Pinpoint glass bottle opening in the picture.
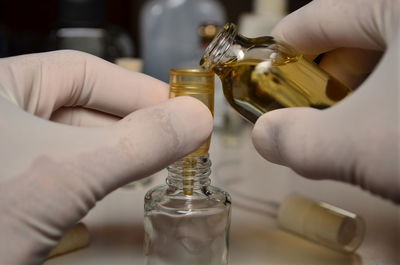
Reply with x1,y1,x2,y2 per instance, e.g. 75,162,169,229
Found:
200,23,237,69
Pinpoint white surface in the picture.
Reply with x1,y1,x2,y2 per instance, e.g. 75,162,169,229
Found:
45,125,400,265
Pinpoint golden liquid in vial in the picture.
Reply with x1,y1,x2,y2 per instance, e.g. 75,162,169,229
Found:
213,56,351,123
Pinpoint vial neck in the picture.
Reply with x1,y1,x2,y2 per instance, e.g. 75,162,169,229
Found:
200,23,237,70
200,23,275,70
166,154,211,195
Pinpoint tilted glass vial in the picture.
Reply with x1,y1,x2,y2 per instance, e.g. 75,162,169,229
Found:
277,193,365,252
144,69,231,265
200,23,352,123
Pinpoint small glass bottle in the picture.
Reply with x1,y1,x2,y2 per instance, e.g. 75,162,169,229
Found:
144,69,231,265
277,193,365,253
200,23,352,123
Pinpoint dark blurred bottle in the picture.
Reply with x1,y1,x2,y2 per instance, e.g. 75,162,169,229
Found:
0,25,6,57
47,0,134,62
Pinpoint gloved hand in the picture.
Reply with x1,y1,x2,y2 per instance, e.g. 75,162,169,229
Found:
0,50,213,264
252,0,399,203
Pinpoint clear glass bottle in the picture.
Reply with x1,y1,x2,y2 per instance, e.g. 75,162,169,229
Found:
144,69,231,265
200,23,352,123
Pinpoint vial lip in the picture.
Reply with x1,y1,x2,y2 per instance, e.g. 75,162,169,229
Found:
170,68,214,76
169,68,215,88
200,23,238,70
342,215,366,252
169,68,215,90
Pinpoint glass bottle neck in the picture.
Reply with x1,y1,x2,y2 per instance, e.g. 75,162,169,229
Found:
200,23,275,70
166,154,211,195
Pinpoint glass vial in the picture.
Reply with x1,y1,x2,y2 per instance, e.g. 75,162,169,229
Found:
200,23,352,123
278,193,365,252
144,69,231,265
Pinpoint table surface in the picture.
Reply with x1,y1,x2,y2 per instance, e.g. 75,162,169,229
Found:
45,124,400,265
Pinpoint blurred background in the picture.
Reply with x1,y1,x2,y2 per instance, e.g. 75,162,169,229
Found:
2,2,399,265
0,0,311,59
0,0,311,128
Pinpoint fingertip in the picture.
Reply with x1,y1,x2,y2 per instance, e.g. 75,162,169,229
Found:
116,96,213,163
252,110,284,164
168,96,214,146
272,0,386,54
271,15,293,43
252,108,321,166
271,2,326,54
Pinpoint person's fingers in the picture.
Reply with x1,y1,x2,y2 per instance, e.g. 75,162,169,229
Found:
3,96,213,220
100,96,213,189
251,104,399,202
48,97,213,193
251,107,354,181
0,96,213,261
318,48,383,89
0,50,169,119
50,107,119,127
2,96,213,189
272,0,398,54
251,36,400,202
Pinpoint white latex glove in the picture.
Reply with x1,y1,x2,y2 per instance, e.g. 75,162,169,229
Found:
0,50,213,264
252,0,400,203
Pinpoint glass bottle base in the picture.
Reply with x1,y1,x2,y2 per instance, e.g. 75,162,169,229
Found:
144,186,231,265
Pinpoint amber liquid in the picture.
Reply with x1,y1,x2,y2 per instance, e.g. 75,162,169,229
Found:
213,56,351,123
